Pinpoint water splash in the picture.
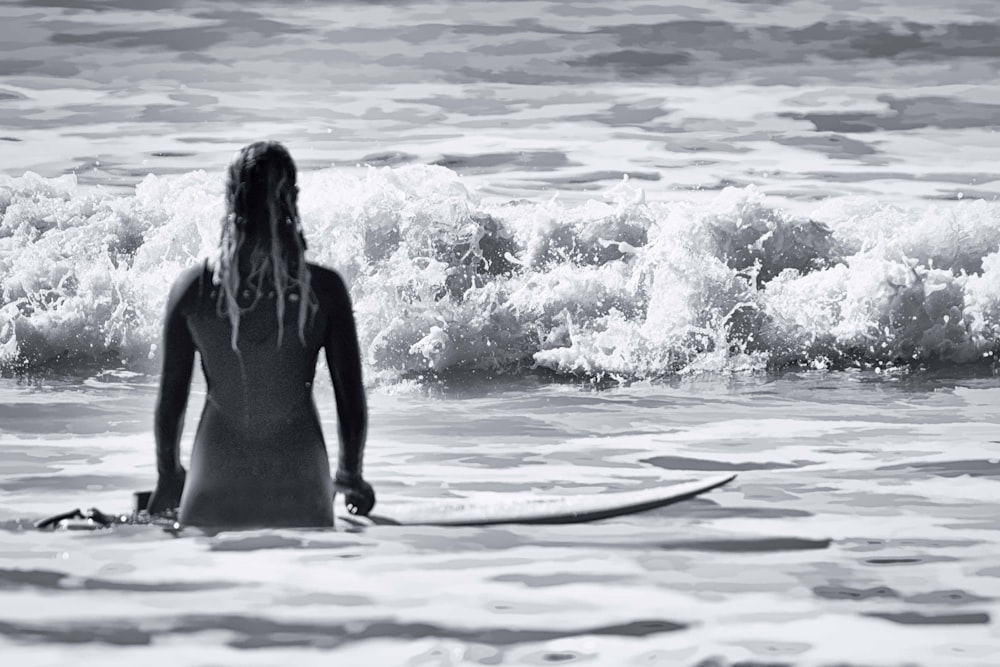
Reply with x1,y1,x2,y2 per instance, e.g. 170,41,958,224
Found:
2,167,999,382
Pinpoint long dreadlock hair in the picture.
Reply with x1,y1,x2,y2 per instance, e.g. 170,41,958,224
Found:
215,141,316,350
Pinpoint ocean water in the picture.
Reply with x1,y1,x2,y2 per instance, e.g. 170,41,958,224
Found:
1,0,1000,665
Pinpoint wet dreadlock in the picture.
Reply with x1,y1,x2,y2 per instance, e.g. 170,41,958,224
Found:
215,141,316,350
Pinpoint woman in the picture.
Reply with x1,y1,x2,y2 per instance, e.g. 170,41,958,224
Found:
147,141,375,527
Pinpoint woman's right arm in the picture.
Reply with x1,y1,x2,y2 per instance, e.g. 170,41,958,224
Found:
320,267,375,515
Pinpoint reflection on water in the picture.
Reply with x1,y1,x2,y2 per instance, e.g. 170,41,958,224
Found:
0,372,999,664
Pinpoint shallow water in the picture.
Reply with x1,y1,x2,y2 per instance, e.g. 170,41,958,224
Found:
2,372,1000,665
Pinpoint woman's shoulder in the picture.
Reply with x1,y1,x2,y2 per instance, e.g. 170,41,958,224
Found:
176,262,208,285
307,263,348,293
307,262,344,281
166,263,211,311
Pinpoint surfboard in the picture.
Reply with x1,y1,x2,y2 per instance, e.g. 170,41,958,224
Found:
340,473,736,527
33,474,735,531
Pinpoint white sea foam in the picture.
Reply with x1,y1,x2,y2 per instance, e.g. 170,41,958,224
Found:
2,167,999,382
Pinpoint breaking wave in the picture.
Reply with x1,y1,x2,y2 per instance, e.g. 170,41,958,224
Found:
2,166,1000,383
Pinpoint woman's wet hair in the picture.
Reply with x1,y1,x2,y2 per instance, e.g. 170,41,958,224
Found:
216,141,316,350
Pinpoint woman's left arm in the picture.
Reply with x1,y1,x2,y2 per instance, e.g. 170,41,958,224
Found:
148,270,198,514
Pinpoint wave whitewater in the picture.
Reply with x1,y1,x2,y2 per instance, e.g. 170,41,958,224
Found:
2,166,999,382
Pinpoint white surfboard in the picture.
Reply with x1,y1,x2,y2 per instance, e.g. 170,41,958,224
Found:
339,473,736,527
32,474,735,531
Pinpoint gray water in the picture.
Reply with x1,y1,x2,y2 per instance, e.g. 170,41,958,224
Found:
2,1,1000,665
2,0,998,203
2,373,1000,665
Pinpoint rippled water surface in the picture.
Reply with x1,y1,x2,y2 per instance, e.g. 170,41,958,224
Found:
2,0,1000,664
3,373,1000,665
3,0,999,201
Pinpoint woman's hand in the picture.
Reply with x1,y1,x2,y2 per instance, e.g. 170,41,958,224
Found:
148,467,187,516
333,470,376,516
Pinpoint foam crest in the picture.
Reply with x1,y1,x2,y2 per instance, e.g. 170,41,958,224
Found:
2,167,999,382
764,198,1000,368
0,170,222,372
